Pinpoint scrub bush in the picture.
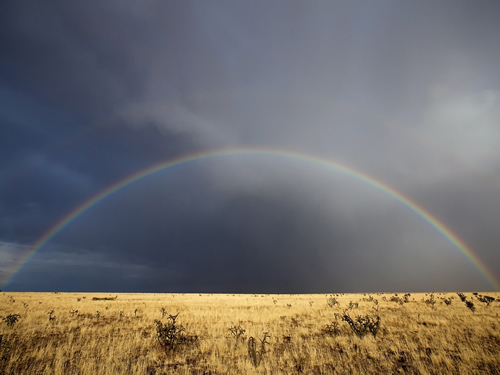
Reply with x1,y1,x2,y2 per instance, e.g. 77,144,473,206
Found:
247,332,270,367
341,311,380,338
154,313,197,354
2,314,20,327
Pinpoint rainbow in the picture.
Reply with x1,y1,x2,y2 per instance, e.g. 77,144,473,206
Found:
3,147,499,290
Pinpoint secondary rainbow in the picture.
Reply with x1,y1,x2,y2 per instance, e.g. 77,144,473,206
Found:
4,147,499,290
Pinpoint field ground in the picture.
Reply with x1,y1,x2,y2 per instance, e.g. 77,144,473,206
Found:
1,291,499,374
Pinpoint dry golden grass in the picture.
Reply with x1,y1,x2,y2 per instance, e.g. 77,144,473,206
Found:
1,291,499,374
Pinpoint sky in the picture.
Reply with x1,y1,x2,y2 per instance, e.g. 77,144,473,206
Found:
1,1,500,293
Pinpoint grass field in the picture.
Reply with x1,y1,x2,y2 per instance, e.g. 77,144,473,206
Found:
1,291,499,374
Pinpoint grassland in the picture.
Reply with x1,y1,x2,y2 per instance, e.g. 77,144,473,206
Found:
1,291,499,374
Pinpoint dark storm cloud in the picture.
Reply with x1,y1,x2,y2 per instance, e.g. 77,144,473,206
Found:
1,1,500,292
1,1,152,115
32,164,351,293
1,115,197,242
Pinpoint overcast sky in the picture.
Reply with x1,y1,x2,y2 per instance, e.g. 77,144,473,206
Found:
1,1,500,293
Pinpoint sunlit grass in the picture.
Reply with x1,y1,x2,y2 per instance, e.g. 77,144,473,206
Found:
1,291,499,373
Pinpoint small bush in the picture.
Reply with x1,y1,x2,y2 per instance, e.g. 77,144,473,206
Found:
477,295,495,306
322,321,341,336
48,310,56,321
92,296,117,301
465,300,476,313
229,325,246,341
362,295,374,302
342,311,380,338
326,297,339,308
160,307,168,318
247,332,270,368
348,301,359,309
457,293,476,313
154,313,196,353
2,314,21,327
423,294,436,309
390,296,403,305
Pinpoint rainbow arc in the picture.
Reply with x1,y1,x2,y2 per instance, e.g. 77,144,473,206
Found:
3,147,498,290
